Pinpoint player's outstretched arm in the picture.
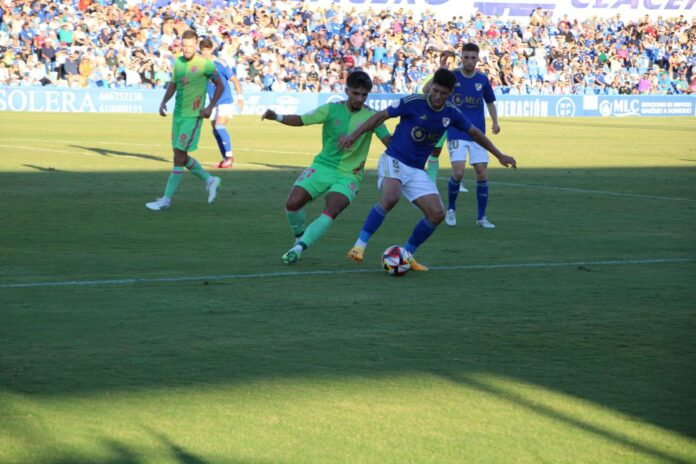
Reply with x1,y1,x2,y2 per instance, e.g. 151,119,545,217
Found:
159,82,176,117
261,109,304,126
338,110,390,149
468,126,517,168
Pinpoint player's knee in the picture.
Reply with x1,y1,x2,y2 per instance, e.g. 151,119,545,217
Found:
429,208,445,225
285,198,303,211
381,194,399,211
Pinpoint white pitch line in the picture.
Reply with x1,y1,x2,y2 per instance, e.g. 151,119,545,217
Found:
1,258,693,290
480,180,696,202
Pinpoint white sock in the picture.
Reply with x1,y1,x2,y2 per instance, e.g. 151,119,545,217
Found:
354,239,367,248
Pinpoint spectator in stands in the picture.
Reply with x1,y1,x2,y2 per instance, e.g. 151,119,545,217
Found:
61,49,81,87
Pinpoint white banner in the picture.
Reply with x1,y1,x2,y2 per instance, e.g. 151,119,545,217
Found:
287,0,695,21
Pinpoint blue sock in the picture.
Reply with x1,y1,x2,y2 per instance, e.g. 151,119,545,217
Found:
447,177,460,211
405,217,437,254
357,203,388,244
212,128,224,157
477,180,489,220
213,125,232,159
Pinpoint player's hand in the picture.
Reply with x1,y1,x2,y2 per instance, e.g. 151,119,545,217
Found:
499,154,516,169
159,103,167,117
237,97,245,112
261,109,276,121
338,134,355,150
491,122,500,134
200,106,213,119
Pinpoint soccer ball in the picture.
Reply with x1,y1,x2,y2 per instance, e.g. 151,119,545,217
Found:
382,245,412,276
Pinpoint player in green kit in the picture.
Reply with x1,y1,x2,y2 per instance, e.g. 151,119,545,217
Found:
146,30,225,211
261,70,391,264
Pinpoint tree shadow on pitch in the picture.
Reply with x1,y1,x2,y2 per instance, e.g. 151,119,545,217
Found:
1,167,695,460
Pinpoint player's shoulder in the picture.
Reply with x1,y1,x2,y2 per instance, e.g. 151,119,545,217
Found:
402,93,427,104
445,101,463,113
361,102,380,113
474,70,491,82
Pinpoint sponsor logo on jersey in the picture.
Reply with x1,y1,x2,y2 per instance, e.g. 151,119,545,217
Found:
411,127,426,142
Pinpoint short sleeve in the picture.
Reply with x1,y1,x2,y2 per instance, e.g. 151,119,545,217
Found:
301,103,331,125
204,59,217,78
374,122,390,140
483,78,496,103
386,97,408,118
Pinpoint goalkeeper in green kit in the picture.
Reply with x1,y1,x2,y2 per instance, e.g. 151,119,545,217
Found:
262,70,391,264
146,29,225,211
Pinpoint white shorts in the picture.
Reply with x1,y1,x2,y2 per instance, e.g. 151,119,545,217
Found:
447,139,488,165
377,153,439,203
210,103,235,120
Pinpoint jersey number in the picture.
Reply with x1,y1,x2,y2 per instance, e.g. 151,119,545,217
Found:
297,168,315,182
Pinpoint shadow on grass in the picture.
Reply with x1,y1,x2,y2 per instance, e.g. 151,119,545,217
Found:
1,167,695,461
71,145,170,163
38,437,273,464
448,373,693,464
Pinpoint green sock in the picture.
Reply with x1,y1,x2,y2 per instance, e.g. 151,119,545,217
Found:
427,156,439,183
164,166,184,198
301,213,334,248
185,157,211,182
286,208,306,238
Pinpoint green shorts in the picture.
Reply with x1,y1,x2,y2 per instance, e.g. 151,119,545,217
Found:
294,163,361,203
171,116,204,152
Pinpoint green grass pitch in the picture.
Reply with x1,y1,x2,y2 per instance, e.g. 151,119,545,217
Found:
1,112,695,463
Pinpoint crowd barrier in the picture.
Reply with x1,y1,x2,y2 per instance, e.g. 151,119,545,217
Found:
1,87,695,117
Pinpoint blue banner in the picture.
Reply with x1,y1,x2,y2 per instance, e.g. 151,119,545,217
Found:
1,87,694,117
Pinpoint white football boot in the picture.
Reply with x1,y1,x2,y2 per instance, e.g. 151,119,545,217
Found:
145,197,171,211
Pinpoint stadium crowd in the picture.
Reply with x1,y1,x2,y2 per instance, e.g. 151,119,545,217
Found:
1,0,695,95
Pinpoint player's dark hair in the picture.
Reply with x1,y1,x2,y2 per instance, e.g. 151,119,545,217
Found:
199,37,214,50
462,43,480,54
346,70,373,92
432,68,456,90
182,29,199,41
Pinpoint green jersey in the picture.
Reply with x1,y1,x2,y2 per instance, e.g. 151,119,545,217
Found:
301,102,389,178
172,55,217,118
